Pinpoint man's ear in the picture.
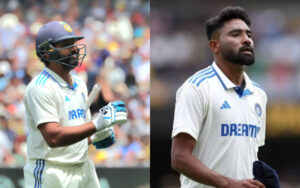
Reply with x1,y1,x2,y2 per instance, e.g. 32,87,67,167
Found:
209,40,219,54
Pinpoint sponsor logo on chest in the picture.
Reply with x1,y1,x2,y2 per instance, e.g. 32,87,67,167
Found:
218,99,262,138
68,109,86,120
221,123,260,138
64,92,87,120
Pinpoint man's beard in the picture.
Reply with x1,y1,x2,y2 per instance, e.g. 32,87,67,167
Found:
58,51,79,71
221,45,255,66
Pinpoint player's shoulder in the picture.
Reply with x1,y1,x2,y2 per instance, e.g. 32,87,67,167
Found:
177,65,215,98
251,79,267,100
184,65,217,88
25,70,54,94
251,79,265,92
30,70,53,86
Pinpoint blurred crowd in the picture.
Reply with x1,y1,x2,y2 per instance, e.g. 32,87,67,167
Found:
0,0,150,167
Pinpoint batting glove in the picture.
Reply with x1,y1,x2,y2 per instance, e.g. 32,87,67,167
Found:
92,101,127,131
92,127,115,149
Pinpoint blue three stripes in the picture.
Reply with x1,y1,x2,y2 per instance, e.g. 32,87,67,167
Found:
33,159,45,188
188,66,216,87
35,70,79,90
35,71,50,86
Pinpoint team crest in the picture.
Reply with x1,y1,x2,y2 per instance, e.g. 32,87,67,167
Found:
60,21,73,32
255,103,262,117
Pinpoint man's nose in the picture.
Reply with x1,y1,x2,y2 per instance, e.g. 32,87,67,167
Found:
242,34,252,45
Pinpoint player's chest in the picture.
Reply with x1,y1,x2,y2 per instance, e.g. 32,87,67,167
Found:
57,88,88,121
209,91,263,125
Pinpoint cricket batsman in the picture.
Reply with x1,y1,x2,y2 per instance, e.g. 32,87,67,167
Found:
23,21,127,188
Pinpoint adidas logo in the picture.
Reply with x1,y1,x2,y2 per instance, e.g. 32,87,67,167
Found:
65,96,70,102
220,100,231,109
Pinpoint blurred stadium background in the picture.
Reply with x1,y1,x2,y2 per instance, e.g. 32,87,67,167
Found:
0,0,149,187
151,0,300,188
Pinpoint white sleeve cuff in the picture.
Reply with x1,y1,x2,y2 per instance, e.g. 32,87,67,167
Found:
172,125,198,140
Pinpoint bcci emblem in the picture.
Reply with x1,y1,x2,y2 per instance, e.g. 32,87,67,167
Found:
255,103,262,117
59,21,73,32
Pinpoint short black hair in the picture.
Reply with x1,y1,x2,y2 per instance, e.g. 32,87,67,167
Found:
205,6,251,40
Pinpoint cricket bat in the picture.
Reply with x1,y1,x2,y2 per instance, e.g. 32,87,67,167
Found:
86,83,102,109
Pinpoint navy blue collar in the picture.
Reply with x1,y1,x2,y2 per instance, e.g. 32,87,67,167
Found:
211,62,254,97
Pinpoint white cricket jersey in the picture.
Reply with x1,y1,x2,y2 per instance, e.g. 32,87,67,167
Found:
172,62,267,188
24,67,91,164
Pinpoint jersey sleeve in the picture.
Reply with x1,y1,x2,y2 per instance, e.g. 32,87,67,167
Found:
258,91,267,147
172,82,208,140
25,86,59,127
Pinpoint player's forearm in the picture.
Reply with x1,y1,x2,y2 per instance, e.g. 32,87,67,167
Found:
171,152,230,187
45,122,97,147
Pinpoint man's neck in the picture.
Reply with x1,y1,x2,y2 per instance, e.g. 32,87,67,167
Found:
215,59,244,86
47,64,73,86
